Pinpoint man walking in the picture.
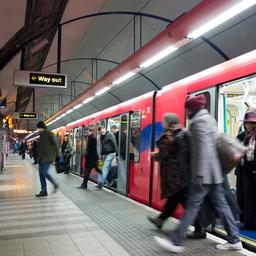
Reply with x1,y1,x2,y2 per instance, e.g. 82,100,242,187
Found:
97,126,118,189
78,127,98,189
36,121,59,197
155,95,242,253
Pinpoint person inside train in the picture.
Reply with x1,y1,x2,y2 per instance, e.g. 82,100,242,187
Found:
111,124,126,159
78,126,98,189
236,111,256,230
61,134,73,174
155,94,242,253
148,113,190,229
96,126,118,189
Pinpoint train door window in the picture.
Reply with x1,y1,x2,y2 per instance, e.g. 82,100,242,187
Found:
129,112,141,163
218,75,256,187
186,88,216,127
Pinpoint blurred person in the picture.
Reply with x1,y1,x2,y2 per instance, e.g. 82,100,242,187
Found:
96,126,118,189
78,127,98,189
148,113,190,229
32,139,38,164
19,141,27,160
36,121,59,197
236,111,256,229
28,141,33,159
14,141,20,154
61,134,73,174
155,95,242,253
111,124,126,159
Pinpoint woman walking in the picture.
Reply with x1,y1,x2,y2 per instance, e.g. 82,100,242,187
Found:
61,134,73,174
148,113,189,229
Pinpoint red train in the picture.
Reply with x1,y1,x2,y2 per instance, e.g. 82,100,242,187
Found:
54,49,256,220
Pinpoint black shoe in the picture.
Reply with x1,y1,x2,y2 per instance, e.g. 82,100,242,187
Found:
95,184,102,189
36,191,48,197
147,216,164,229
77,184,87,189
186,231,207,239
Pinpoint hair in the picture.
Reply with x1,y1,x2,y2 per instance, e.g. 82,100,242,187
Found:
98,126,105,132
37,121,46,129
111,125,118,129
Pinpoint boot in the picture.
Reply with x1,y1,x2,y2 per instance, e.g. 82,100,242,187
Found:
36,191,48,197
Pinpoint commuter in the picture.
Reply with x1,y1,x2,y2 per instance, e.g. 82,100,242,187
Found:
36,121,59,197
61,134,73,174
155,94,242,253
78,127,98,189
236,111,256,229
111,124,126,159
19,141,27,160
148,113,189,229
14,141,20,154
28,141,33,159
96,126,118,189
32,139,38,164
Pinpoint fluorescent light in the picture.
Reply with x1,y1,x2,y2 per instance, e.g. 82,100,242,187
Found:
112,72,136,85
95,86,111,96
66,109,73,114
187,0,256,39
83,96,94,104
60,113,66,118
73,103,83,110
140,46,178,68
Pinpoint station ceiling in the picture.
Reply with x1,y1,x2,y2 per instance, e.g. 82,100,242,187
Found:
1,0,256,129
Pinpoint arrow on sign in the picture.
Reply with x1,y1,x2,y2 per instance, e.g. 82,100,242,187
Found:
31,75,37,81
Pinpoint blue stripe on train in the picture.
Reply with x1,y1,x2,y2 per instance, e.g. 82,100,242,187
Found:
140,122,163,152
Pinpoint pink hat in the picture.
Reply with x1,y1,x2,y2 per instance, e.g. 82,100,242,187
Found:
242,112,256,123
185,94,206,113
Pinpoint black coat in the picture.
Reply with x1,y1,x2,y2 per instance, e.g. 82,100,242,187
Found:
86,134,99,168
236,131,256,225
32,141,38,157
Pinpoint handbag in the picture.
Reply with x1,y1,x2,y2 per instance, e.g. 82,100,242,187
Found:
217,134,247,173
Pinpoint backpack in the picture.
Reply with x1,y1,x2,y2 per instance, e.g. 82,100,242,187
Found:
217,134,248,173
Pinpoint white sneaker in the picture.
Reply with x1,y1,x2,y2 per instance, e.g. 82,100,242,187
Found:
216,242,243,251
154,236,184,253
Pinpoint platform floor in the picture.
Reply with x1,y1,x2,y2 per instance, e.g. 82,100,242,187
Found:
0,154,254,256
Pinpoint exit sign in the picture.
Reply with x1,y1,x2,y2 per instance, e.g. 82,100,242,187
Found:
13,70,67,89
19,113,37,119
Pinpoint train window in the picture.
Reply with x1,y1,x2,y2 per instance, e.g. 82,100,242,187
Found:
130,112,141,163
218,75,256,187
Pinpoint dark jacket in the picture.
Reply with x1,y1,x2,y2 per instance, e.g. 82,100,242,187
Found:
114,131,126,159
61,141,73,157
236,131,256,225
20,142,27,154
38,128,58,163
86,134,99,168
101,132,118,156
154,128,187,199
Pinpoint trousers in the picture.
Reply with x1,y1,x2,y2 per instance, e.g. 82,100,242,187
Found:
39,162,58,193
170,183,240,245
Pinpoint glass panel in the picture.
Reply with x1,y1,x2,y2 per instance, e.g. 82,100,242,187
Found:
130,112,141,163
120,115,128,160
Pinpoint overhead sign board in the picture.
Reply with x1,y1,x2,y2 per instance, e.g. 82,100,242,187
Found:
13,70,67,89
13,112,38,120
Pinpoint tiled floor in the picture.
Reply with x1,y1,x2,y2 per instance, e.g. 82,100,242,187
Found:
0,155,254,256
0,155,129,256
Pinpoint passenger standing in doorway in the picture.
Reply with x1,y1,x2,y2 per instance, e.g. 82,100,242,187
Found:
148,113,189,229
78,127,98,189
236,111,256,229
61,134,73,174
36,121,59,197
97,126,118,189
111,125,126,159
155,95,242,253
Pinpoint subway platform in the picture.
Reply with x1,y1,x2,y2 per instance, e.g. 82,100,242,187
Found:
0,155,254,256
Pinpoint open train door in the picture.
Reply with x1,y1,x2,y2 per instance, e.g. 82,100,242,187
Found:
117,113,130,195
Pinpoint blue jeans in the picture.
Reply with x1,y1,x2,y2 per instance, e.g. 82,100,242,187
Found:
39,162,58,193
98,153,115,187
170,183,240,245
